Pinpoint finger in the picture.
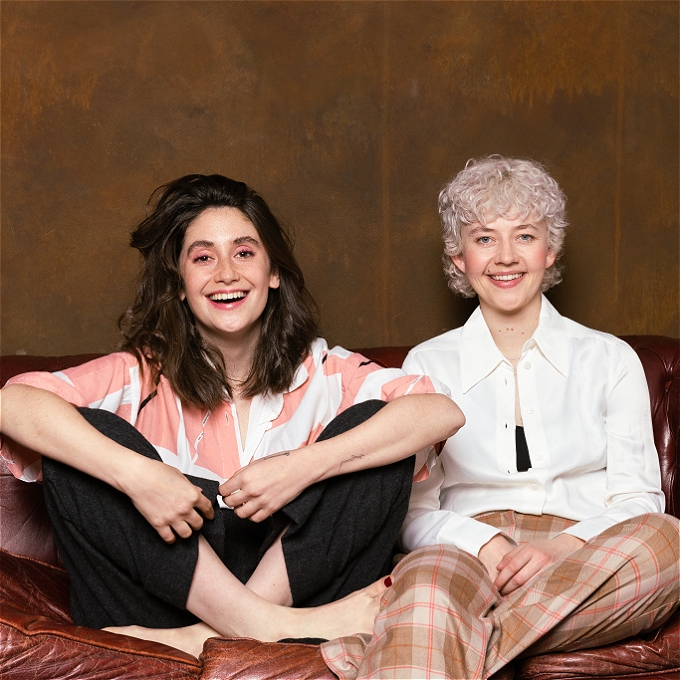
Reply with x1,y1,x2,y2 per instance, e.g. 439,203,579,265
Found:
223,489,246,508
219,476,241,497
498,559,543,596
247,508,271,523
156,526,177,544
497,545,522,570
185,508,205,531
234,501,258,520
195,491,215,520
494,552,530,592
172,521,193,540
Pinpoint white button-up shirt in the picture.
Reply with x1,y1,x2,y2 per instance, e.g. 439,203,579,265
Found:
400,296,664,557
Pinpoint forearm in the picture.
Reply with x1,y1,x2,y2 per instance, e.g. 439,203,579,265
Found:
0,383,145,492
302,393,464,484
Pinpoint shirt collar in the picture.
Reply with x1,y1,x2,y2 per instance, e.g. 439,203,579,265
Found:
459,295,569,392
460,305,506,392
532,296,569,378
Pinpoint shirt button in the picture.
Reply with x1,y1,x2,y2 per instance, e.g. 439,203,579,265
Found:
524,362,531,369
530,483,539,490
537,454,544,461
527,408,535,415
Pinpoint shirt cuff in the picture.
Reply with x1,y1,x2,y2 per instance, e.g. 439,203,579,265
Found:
436,517,517,557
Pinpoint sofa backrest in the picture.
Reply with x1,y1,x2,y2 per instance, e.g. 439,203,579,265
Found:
1,335,678,567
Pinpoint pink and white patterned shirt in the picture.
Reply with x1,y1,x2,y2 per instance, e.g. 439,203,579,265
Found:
2,338,442,487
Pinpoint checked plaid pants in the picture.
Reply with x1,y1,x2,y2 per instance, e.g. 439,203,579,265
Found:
322,512,680,680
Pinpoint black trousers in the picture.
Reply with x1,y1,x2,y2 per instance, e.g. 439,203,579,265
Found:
42,400,414,629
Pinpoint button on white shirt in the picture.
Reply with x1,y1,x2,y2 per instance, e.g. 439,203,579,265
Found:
400,296,664,558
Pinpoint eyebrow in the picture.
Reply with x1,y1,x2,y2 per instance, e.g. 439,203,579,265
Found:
467,223,538,236
185,236,261,255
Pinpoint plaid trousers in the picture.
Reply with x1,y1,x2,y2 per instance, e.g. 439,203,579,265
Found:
322,512,680,680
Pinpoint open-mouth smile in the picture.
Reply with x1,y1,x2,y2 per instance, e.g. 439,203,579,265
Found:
208,291,248,304
488,273,524,282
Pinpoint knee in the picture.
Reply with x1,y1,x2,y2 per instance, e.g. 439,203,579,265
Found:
602,513,680,575
315,400,388,442
394,544,490,597
640,513,680,565
76,407,160,461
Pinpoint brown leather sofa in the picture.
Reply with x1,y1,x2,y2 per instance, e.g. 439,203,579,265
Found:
1,336,679,680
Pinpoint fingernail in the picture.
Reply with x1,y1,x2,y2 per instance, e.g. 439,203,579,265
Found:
384,576,392,587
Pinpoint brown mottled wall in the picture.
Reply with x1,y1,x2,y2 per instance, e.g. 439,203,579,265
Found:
2,2,678,355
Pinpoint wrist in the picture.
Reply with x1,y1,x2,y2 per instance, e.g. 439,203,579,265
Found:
110,448,153,496
297,442,332,485
554,533,586,554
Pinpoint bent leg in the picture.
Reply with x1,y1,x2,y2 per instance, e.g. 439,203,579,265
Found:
484,513,680,676
322,544,501,680
42,408,203,628
266,400,415,607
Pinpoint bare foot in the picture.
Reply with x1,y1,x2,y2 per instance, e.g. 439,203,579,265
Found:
103,622,220,658
281,578,388,642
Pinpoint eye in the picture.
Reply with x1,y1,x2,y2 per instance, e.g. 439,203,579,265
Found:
192,254,212,263
235,248,255,259
476,236,492,244
518,233,535,242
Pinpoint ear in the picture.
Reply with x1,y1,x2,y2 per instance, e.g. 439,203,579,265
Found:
450,253,466,274
269,268,280,289
545,249,557,269
179,289,186,301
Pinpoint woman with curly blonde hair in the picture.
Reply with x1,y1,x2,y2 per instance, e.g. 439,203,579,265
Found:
322,156,679,680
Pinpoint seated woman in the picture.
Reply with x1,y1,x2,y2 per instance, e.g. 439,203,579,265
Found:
0,174,464,658
321,156,679,679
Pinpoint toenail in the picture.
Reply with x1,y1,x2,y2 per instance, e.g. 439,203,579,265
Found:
384,576,393,587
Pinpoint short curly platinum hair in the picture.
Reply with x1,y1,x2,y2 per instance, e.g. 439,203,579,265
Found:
439,155,568,297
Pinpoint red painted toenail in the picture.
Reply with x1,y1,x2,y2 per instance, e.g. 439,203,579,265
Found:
384,576,393,587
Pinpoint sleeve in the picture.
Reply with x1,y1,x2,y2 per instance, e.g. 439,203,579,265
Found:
323,346,453,480
400,350,511,556
323,347,451,412
561,341,665,542
0,353,145,481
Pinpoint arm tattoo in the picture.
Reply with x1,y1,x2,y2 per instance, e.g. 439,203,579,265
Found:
263,450,291,460
339,453,365,468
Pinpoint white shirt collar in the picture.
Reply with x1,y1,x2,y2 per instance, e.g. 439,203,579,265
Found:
532,296,570,378
460,295,569,392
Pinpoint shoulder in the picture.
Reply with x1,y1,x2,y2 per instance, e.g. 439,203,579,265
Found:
562,317,639,360
404,327,463,368
311,337,377,370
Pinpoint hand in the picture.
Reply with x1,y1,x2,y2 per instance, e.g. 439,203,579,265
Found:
219,450,312,522
478,533,516,582
493,534,585,596
122,457,214,543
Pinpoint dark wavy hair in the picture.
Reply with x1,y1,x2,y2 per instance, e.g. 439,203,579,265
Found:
119,174,319,409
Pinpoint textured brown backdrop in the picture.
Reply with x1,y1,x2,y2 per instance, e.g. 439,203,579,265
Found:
2,1,678,356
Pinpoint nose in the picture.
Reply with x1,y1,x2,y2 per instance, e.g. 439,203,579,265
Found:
495,237,518,265
214,257,238,284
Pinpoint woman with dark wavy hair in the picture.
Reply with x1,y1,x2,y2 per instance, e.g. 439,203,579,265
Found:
0,174,463,657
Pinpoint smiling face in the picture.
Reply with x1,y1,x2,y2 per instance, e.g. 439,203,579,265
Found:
179,207,280,352
451,214,556,320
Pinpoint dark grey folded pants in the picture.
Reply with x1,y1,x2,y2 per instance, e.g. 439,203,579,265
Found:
42,400,414,628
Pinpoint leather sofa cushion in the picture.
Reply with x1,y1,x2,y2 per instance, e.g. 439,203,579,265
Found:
0,548,201,680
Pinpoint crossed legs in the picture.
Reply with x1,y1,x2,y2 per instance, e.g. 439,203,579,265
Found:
322,512,680,679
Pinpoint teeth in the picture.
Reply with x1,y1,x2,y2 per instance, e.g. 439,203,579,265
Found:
490,273,523,281
210,292,247,301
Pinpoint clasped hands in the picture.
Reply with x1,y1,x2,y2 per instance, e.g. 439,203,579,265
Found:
478,532,585,596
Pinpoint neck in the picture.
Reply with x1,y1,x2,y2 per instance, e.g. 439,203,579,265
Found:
200,327,260,394
479,296,542,360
